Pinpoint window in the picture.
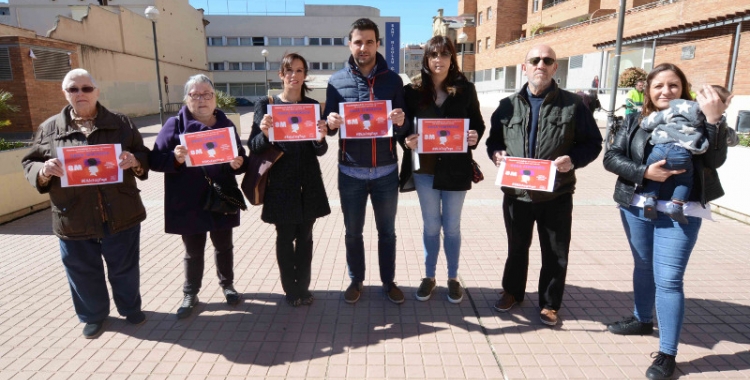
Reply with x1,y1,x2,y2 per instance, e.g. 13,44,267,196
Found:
253,62,265,70
487,7,492,20
226,37,239,46
484,69,492,81
269,62,280,71
293,38,305,46
33,49,72,80
309,37,320,45
476,41,481,54
0,7,10,16
268,38,280,46
207,37,222,46
334,62,345,70
252,37,265,46
229,83,243,97
241,62,253,71
334,37,345,46
321,38,332,46
280,38,292,46
321,62,332,70
310,62,321,70
570,55,583,69
210,62,225,71
239,37,253,46
214,83,228,93
478,12,483,25
475,70,484,82
486,37,491,50
228,62,240,71
495,67,504,80
0,48,11,80
533,0,539,12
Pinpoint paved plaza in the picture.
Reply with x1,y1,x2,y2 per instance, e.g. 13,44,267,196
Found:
1,108,749,379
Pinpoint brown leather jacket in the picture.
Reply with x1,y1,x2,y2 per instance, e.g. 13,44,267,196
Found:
21,103,149,240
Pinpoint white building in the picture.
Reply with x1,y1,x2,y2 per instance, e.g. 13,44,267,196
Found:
204,5,400,101
400,44,424,81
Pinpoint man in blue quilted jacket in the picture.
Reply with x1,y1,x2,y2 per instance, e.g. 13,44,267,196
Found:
324,18,408,305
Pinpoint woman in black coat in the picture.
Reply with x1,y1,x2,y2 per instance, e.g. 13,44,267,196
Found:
399,36,485,304
602,63,730,380
249,53,330,306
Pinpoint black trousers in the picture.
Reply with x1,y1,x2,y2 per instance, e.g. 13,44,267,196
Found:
275,220,315,300
182,229,234,295
501,193,573,311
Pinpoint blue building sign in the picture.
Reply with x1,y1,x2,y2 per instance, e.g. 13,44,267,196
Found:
385,22,400,73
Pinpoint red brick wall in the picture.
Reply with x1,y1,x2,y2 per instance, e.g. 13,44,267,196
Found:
0,36,79,136
654,35,733,90
477,0,749,95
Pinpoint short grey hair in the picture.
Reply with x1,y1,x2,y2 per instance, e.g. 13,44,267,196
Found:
62,68,97,90
183,74,214,102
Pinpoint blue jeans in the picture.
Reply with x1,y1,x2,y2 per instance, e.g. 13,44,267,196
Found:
413,173,467,279
338,170,398,284
59,224,142,323
643,143,694,202
620,205,702,356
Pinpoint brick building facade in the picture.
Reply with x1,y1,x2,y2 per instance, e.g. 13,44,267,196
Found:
0,35,79,138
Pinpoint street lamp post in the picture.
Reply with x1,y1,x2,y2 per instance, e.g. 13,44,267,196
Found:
145,6,164,125
261,49,269,96
457,32,468,73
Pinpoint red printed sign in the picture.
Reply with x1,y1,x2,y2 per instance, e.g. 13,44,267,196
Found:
179,127,239,167
339,100,392,139
57,144,123,187
495,157,557,192
268,103,321,142
417,119,469,153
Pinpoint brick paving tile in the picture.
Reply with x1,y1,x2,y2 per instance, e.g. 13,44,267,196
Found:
2,110,749,379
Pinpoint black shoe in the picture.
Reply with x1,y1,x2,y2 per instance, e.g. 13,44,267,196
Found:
646,352,676,380
223,285,240,306
447,279,463,304
607,315,654,335
643,197,657,219
415,278,437,301
176,293,198,319
125,311,146,325
82,321,104,339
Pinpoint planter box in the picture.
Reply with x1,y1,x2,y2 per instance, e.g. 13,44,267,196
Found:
226,113,241,136
0,146,49,224
712,146,750,224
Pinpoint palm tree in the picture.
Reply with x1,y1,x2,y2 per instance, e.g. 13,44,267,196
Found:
0,90,20,128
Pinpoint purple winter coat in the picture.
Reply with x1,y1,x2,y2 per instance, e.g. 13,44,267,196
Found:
149,106,247,235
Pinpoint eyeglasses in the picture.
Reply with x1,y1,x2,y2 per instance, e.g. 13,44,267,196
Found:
428,51,452,59
188,92,214,100
527,57,556,66
66,86,96,94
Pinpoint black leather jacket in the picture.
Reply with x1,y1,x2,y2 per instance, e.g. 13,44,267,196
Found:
602,114,728,208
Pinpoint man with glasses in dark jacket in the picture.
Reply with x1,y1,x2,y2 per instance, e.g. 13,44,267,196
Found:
486,45,603,326
324,18,407,304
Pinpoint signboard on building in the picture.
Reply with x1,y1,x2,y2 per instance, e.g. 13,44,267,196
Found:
385,22,400,73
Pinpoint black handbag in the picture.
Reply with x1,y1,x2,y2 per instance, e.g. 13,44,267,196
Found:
202,167,247,214
240,144,283,205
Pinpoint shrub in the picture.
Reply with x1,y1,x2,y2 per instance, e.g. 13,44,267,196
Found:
215,90,236,113
739,134,750,148
619,67,647,88
0,90,23,151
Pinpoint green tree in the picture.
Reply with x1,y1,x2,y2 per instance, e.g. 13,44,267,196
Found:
0,90,24,151
618,67,647,88
215,90,236,113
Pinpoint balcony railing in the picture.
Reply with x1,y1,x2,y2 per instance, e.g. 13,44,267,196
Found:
542,0,570,10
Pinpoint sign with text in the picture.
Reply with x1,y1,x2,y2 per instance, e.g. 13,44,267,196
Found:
179,127,238,167
57,144,122,187
496,157,557,192
339,100,392,139
267,103,321,142
417,118,469,153
385,22,400,72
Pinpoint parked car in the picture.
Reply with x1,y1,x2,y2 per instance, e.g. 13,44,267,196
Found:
234,97,253,107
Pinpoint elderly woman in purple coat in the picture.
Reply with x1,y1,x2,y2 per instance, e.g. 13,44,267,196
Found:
149,74,247,319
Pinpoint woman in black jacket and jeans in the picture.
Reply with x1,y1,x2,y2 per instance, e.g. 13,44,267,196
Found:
399,36,485,304
249,53,330,307
603,63,730,380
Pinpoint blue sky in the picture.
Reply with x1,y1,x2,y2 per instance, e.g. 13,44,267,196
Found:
187,0,461,45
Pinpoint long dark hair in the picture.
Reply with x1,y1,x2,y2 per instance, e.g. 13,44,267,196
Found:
642,63,692,116
279,52,310,94
415,36,467,108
